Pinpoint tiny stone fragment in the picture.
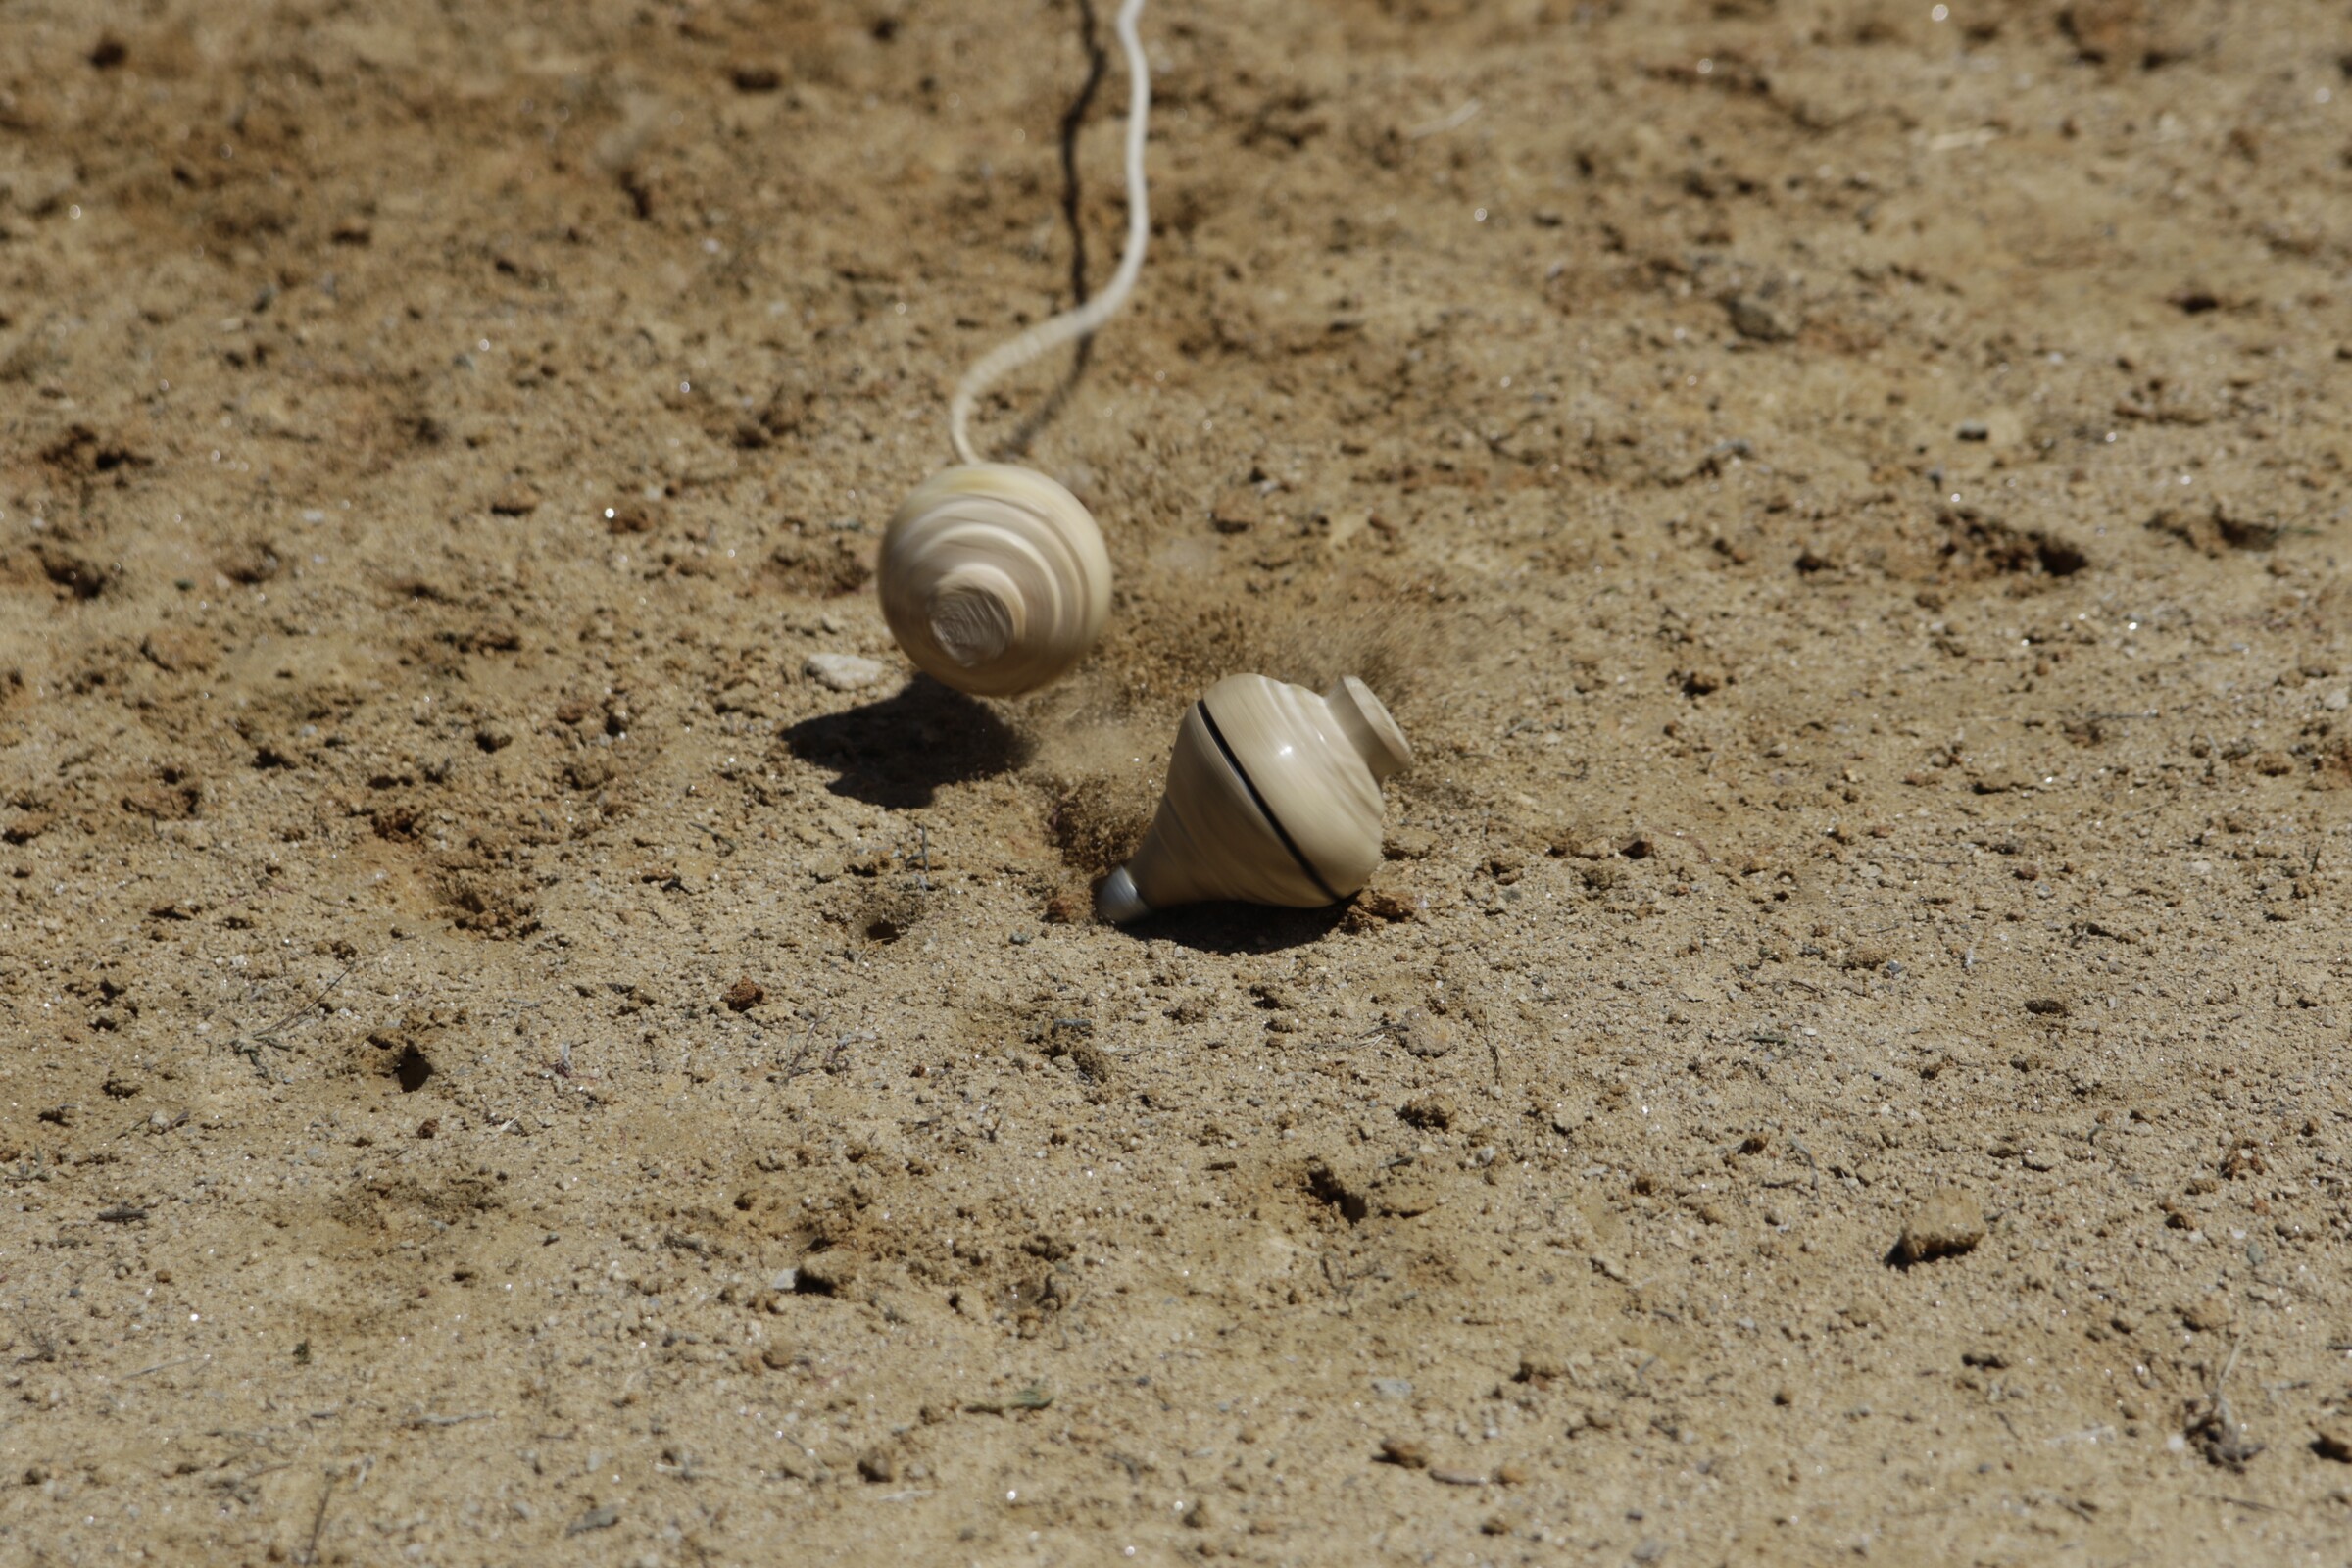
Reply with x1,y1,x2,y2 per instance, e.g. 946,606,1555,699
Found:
564,1503,619,1536
489,486,540,515
804,652,890,692
141,627,215,673
1346,884,1419,926
2189,1396,2263,1471
1376,1437,1429,1468
1209,488,1263,533
1895,1188,1984,1265
1374,1168,1446,1218
1383,827,1435,860
217,539,281,584
1724,292,1799,342
2313,1424,2352,1463
1397,1094,1454,1130
795,1251,853,1294
2177,1296,2234,1334
1390,1009,1455,1059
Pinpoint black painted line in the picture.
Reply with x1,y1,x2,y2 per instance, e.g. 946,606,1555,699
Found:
1196,701,1343,904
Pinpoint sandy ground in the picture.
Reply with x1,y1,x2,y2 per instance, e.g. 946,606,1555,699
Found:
3,0,2351,1563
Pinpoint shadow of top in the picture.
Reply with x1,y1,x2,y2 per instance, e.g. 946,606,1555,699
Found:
781,677,1030,809
1107,899,1352,956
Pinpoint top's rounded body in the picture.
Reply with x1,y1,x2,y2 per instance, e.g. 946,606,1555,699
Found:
1096,674,1413,922
878,465,1112,698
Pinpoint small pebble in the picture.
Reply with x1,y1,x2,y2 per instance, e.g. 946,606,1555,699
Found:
1383,827,1436,860
796,1252,853,1292
1348,885,1419,925
1371,1377,1415,1400
2178,1296,2234,1333
1376,1437,1429,1468
1397,1095,1455,1131
1894,1188,1984,1265
1724,293,1798,342
1209,489,1262,533
1390,1010,1455,1059
804,652,890,692
2,809,53,844
564,1503,618,1536
140,627,215,673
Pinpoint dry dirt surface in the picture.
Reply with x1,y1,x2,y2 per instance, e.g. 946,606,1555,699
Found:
4,0,2352,1563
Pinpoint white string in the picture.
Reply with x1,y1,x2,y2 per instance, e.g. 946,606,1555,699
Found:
949,0,1151,466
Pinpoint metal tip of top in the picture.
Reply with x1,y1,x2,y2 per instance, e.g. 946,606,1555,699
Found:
1094,866,1152,924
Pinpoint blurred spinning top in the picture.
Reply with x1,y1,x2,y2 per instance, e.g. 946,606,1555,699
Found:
1096,673,1413,922
877,464,1112,698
